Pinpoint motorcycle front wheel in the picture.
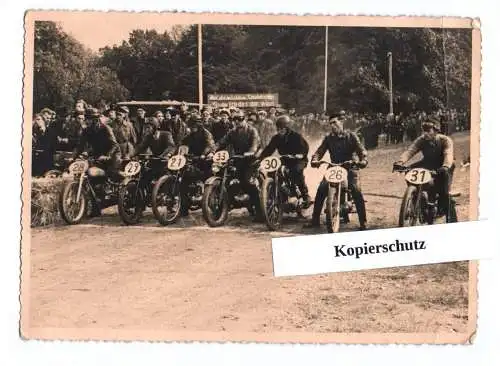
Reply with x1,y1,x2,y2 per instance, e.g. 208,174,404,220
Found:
202,179,229,227
325,184,341,233
118,179,145,225
260,177,283,231
151,175,182,226
58,180,87,225
398,185,422,227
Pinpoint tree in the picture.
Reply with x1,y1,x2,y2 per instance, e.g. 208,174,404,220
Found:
33,21,128,113
99,29,177,101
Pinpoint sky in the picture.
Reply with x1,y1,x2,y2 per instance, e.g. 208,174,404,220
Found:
56,13,186,51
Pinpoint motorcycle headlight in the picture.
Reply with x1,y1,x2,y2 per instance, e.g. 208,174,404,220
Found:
212,165,220,174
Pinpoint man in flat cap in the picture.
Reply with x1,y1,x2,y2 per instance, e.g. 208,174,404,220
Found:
109,105,137,159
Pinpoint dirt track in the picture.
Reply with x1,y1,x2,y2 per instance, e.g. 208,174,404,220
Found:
29,133,471,333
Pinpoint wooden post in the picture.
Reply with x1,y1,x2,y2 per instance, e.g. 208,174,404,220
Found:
323,26,328,112
388,51,393,115
198,24,203,110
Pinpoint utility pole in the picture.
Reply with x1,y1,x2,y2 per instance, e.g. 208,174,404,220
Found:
323,26,328,113
388,51,393,115
198,24,203,110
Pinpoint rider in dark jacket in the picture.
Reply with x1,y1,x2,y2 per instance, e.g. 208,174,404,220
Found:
215,110,262,220
305,114,369,230
74,108,122,175
181,115,216,157
177,114,216,216
259,115,312,206
131,117,176,158
209,108,233,144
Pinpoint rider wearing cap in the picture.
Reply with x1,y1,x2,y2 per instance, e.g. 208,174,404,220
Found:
177,114,217,216
210,108,232,144
74,107,122,180
215,109,263,220
131,117,176,158
393,117,455,218
305,113,369,230
259,115,312,207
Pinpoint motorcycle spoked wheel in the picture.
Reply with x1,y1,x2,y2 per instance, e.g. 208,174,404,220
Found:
151,175,182,226
398,185,423,227
325,184,341,233
118,179,145,225
58,180,88,225
202,179,229,227
260,177,284,231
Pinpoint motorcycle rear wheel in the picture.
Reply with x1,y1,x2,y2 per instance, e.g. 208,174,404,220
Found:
58,181,87,225
118,179,145,225
325,185,341,233
260,177,283,231
152,175,182,226
202,179,229,227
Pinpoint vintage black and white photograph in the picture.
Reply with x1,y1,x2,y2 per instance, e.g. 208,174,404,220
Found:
22,12,480,343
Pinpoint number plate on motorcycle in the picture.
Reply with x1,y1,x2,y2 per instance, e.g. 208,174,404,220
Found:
260,156,282,172
405,168,432,185
213,150,229,164
124,161,141,176
68,160,88,175
324,166,348,183
167,155,187,170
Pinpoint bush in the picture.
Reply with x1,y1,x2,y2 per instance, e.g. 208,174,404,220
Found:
30,177,65,227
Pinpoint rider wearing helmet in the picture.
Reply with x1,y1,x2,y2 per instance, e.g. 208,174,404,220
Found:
131,116,176,158
305,113,369,230
259,115,312,207
181,113,216,157
393,116,455,218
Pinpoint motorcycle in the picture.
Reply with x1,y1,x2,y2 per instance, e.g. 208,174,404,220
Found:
117,154,168,225
393,165,459,226
259,154,310,231
58,156,124,225
317,159,359,233
151,146,210,225
201,151,260,227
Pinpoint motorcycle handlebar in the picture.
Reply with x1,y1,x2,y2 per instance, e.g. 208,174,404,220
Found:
231,154,255,160
315,160,356,169
280,154,304,160
392,165,438,176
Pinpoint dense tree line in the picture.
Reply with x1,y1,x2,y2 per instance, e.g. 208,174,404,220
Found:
34,21,472,115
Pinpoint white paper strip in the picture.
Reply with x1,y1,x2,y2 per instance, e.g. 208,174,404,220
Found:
272,221,493,277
